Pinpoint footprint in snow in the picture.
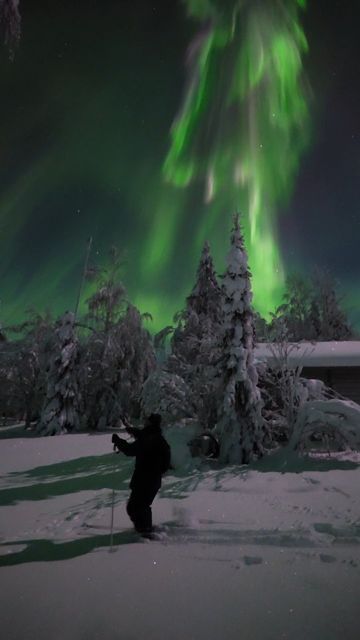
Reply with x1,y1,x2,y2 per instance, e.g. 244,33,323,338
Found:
319,553,337,563
243,556,263,566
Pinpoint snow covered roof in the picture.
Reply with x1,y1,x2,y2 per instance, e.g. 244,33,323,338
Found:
254,341,360,368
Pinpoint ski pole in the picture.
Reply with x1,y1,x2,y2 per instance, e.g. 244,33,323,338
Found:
109,488,115,551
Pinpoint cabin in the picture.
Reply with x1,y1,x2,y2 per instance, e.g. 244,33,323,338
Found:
255,341,360,405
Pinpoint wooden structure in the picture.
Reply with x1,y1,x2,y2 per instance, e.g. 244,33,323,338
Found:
255,341,360,405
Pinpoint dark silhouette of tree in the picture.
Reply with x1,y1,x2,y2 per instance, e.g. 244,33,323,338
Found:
0,0,21,59
169,240,223,429
0,310,53,427
81,247,156,429
269,269,353,342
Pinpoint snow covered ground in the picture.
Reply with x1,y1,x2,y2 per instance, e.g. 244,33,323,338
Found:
0,432,359,640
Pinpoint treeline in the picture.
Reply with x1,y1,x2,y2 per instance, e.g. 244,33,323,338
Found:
0,247,156,432
0,219,354,456
256,269,353,343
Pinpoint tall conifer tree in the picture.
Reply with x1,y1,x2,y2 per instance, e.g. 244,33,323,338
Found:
169,241,222,429
38,312,80,435
217,214,265,463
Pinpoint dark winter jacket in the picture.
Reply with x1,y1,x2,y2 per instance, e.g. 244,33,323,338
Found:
112,425,171,490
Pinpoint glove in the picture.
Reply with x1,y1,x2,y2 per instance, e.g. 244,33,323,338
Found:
111,433,120,452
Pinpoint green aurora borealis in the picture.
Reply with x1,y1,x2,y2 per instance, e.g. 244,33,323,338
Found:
0,0,359,332
162,0,309,317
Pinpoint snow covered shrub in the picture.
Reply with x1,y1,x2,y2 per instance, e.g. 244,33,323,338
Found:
165,423,199,472
141,367,196,424
256,316,355,447
258,357,354,449
288,399,360,453
257,320,306,445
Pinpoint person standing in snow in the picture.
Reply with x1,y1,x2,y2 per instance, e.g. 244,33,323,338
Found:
111,413,171,536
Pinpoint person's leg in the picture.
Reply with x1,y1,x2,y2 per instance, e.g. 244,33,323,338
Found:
141,503,152,533
126,491,138,527
127,482,160,533
142,481,162,532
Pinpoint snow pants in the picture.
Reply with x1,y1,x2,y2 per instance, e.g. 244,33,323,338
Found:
126,480,161,533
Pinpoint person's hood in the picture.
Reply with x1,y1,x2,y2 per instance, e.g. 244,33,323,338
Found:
144,423,162,435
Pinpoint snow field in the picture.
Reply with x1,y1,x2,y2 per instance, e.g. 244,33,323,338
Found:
0,433,359,640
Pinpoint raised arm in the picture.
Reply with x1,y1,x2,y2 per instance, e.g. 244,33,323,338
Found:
125,426,143,440
120,415,142,440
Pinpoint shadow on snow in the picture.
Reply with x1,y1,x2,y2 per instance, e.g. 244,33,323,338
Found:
0,530,140,566
0,454,132,506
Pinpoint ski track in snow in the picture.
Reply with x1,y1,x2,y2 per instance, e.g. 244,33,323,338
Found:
0,434,359,640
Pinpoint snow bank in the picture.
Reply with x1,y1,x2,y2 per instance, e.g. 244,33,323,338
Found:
289,399,360,451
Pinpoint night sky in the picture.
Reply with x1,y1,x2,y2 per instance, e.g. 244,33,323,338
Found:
0,0,359,332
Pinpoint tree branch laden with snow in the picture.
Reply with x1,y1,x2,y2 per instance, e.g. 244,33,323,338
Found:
217,214,266,464
289,399,360,453
38,312,81,435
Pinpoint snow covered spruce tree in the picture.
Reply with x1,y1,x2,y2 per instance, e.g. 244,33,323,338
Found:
168,241,223,428
142,241,222,427
38,312,80,435
3,310,54,429
180,240,222,324
217,214,266,464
